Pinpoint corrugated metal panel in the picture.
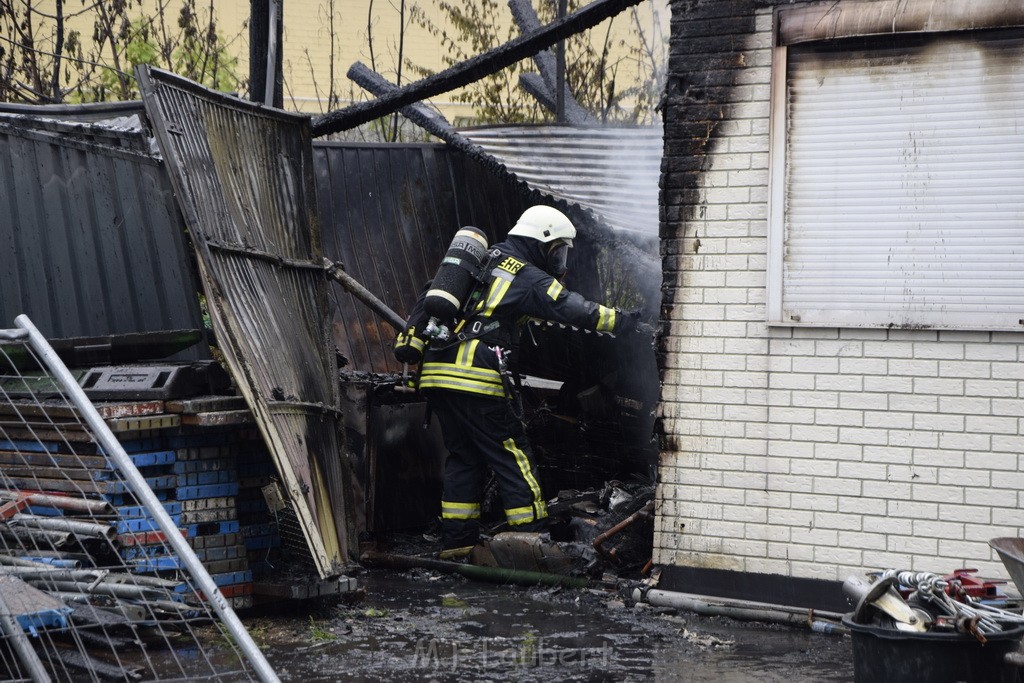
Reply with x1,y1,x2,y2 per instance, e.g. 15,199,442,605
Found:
779,31,1024,329
138,67,349,577
458,125,662,236
314,142,533,374
0,100,147,123
0,114,205,347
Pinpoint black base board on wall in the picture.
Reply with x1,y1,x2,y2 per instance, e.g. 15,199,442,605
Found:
657,565,850,614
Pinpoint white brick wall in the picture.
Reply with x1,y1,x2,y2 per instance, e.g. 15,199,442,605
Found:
656,5,1024,586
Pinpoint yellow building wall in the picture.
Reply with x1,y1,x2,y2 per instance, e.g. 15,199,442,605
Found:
35,0,667,124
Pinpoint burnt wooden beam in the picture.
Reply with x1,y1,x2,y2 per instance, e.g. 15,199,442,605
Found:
311,0,642,136
508,0,595,124
347,62,456,136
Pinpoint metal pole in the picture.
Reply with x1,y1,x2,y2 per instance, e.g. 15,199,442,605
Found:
323,259,407,331
633,587,848,634
555,0,567,123
0,586,51,683
14,315,281,683
264,0,279,106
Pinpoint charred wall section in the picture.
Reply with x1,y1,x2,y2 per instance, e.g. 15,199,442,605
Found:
660,0,760,414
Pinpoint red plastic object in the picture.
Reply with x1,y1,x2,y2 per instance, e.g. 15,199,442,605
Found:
944,568,1004,599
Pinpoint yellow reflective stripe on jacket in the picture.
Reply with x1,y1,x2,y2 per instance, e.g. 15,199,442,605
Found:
421,361,501,382
420,361,504,397
408,336,425,352
442,501,481,520
596,305,616,333
546,280,564,301
418,376,505,397
502,438,547,520
480,277,512,317
457,339,479,367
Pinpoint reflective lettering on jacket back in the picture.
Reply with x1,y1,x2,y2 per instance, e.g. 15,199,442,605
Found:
498,257,524,275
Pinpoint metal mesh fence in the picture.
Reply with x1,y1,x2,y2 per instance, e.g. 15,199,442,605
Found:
0,318,275,682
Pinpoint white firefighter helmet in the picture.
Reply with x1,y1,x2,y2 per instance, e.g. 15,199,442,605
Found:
508,205,576,244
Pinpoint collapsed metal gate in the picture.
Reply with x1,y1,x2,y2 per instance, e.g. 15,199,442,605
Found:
137,66,350,578
0,315,277,682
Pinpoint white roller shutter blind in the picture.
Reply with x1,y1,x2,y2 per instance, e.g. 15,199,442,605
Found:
778,31,1024,329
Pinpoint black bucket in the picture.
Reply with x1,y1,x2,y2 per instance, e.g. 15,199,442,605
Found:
843,615,1024,683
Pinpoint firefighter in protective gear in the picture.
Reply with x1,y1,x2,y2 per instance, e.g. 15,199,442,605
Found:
394,205,642,558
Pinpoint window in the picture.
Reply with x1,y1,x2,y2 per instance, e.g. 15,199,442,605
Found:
767,2,1024,329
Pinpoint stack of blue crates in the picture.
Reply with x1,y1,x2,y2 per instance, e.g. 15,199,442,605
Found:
171,429,253,609
236,442,280,580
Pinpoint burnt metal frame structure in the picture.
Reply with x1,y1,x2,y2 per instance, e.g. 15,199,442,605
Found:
137,66,348,578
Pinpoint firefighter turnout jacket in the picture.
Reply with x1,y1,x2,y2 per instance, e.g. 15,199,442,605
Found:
394,239,629,397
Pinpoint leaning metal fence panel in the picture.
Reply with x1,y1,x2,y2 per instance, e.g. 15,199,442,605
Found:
0,315,278,682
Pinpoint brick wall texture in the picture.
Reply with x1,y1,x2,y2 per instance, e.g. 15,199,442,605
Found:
656,0,1024,583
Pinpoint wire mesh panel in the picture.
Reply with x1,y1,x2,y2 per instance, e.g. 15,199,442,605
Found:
0,318,274,682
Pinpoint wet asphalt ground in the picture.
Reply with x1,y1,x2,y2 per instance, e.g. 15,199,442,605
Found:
246,570,854,682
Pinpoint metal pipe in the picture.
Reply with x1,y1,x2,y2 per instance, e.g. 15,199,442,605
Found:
34,580,170,602
362,551,590,588
324,259,407,331
0,555,88,572
555,0,566,122
11,568,108,583
0,527,72,546
11,515,116,541
2,549,91,564
0,584,51,683
264,0,279,107
102,573,183,590
15,314,281,683
593,500,653,561
23,493,112,516
632,587,848,635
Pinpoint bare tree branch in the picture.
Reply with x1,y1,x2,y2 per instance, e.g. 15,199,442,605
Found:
314,0,643,135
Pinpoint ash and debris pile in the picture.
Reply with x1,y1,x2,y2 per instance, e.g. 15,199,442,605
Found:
370,479,655,582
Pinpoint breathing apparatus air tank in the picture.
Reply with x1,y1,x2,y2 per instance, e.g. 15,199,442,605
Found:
424,226,490,339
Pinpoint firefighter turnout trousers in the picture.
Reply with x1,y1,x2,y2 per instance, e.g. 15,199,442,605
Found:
427,389,548,550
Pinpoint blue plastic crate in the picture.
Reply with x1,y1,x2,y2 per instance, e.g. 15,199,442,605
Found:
241,522,278,537
116,515,182,534
176,483,239,500
116,502,182,519
243,535,281,551
185,520,240,537
105,475,178,495
101,437,165,455
132,556,183,572
113,450,176,468
17,607,71,636
173,458,237,474
104,489,170,506
179,470,234,486
211,570,253,587
0,439,58,453
119,544,173,561
166,432,233,449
